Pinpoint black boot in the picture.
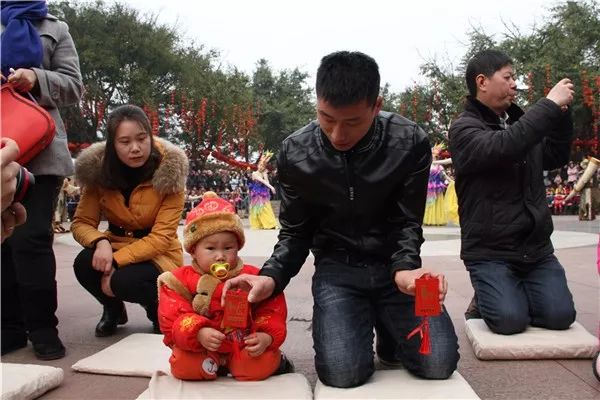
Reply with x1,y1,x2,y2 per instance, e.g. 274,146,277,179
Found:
95,302,128,337
273,353,295,375
142,301,160,334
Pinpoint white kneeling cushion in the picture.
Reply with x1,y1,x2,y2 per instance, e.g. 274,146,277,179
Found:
1,363,64,400
72,333,170,377
314,370,479,399
136,371,312,399
465,319,598,360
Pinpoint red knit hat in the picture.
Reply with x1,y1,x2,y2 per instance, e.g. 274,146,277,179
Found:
183,191,245,253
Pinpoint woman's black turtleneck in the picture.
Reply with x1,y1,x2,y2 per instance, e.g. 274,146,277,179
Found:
119,164,151,207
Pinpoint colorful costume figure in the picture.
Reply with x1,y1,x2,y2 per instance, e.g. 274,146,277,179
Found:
423,146,450,226
249,152,278,229
445,179,459,226
158,192,288,381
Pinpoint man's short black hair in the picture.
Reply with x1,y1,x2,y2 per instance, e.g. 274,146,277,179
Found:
316,51,380,107
465,49,513,97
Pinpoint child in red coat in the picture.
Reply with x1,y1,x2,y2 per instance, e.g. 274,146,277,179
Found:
158,191,292,381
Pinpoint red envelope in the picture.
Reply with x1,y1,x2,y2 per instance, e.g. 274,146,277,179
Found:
223,290,249,329
415,274,441,317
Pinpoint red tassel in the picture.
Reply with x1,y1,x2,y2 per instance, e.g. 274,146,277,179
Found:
407,317,431,355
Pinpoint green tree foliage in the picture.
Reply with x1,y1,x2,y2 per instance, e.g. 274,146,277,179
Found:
53,0,597,161
50,0,186,142
252,59,315,152
50,0,317,165
502,0,600,140
395,0,600,151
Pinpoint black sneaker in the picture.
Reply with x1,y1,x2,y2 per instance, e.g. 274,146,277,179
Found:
217,365,230,377
377,356,404,369
31,335,66,360
273,353,295,375
464,295,481,320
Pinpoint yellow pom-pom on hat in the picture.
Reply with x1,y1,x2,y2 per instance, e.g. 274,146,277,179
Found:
183,191,245,253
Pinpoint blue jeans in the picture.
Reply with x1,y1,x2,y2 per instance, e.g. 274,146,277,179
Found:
311,254,459,388
465,254,576,335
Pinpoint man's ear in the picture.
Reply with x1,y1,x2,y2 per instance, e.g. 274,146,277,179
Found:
476,74,487,93
374,96,383,113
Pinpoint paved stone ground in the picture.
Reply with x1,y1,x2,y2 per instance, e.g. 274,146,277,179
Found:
1,215,598,399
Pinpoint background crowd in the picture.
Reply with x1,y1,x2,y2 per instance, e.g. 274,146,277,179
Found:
60,159,282,224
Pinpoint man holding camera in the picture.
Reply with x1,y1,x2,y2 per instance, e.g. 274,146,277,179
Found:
448,49,576,335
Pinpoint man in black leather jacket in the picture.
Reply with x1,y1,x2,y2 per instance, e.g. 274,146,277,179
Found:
449,49,576,335
224,51,459,388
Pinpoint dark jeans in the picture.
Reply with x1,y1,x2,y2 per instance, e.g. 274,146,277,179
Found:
73,248,160,322
1,175,62,342
465,254,576,335
311,253,459,388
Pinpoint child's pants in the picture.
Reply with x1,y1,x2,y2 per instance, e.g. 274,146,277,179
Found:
169,346,281,381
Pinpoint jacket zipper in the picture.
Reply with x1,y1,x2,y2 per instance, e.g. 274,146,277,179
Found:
342,153,358,244
343,153,354,201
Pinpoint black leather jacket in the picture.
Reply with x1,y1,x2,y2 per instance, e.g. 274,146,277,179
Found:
449,97,572,263
260,112,432,294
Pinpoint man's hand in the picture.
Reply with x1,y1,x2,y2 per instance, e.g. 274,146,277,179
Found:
221,274,275,305
1,138,21,211
394,268,448,305
197,327,226,352
0,202,26,243
244,332,273,357
7,68,37,93
546,78,575,108
93,239,114,274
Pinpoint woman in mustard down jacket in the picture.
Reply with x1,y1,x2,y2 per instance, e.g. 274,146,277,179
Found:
71,105,188,337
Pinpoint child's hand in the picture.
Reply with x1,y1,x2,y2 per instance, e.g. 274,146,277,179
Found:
244,332,273,357
197,327,225,352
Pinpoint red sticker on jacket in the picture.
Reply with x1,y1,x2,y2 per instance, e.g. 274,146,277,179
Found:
415,274,441,317
223,290,249,328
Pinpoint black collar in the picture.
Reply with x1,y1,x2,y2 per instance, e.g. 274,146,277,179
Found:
319,118,381,154
464,96,524,127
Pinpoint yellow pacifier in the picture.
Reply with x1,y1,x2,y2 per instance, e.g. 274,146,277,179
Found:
210,262,230,279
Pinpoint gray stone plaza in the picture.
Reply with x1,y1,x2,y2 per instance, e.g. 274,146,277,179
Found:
1,216,598,399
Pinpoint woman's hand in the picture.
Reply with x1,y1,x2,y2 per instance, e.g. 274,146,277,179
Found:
93,239,113,274
244,332,273,357
100,269,115,297
197,327,225,352
8,68,37,93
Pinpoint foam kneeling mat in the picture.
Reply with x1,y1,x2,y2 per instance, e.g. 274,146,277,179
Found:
1,363,64,400
465,319,598,360
314,369,479,399
72,333,170,377
136,370,312,400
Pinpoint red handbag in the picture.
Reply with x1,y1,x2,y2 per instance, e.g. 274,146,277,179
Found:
1,83,56,164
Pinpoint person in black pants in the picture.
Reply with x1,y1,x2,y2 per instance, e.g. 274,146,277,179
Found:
71,105,188,338
449,49,576,334
1,1,83,360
